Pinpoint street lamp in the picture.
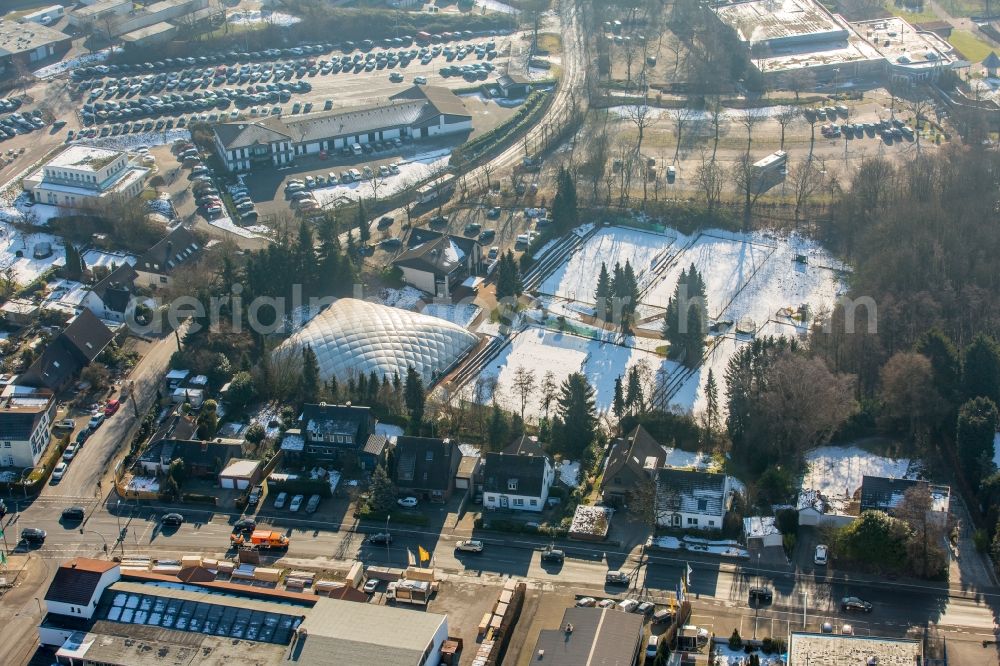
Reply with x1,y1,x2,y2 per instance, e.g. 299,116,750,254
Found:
385,514,390,563
81,529,109,555
801,589,808,628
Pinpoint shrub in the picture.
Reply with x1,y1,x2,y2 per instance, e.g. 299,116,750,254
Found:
729,629,743,650
182,493,217,505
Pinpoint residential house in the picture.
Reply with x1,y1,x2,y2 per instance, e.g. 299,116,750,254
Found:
392,228,482,298
298,403,388,471
133,227,201,289
860,475,951,526
392,436,462,502
0,298,40,327
654,468,731,530
455,455,481,495
39,558,120,649
137,438,244,478
600,425,665,509
482,450,555,512
81,263,138,323
504,434,545,457
21,309,115,391
0,385,56,468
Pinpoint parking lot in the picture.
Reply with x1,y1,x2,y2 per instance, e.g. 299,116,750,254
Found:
67,32,523,142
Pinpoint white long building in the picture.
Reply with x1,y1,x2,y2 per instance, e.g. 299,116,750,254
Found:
212,86,472,173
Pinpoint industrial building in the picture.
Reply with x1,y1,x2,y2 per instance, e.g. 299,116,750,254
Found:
0,18,71,73
713,0,955,84
212,86,471,173
23,145,149,208
787,632,922,665
69,0,207,39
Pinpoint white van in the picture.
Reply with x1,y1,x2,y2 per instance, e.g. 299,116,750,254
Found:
351,143,363,156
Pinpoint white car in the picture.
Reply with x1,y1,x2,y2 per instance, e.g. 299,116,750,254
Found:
55,418,76,430
88,412,105,428
62,444,78,461
397,497,418,508
455,539,484,553
289,494,304,512
597,599,616,608
814,544,829,566
618,599,640,613
52,462,67,481
273,492,288,509
363,578,379,594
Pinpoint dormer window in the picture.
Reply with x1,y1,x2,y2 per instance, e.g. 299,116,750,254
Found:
697,499,707,512
425,451,433,462
508,479,518,491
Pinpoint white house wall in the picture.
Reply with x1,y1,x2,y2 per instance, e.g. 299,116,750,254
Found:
399,266,436,295
484,491,547,511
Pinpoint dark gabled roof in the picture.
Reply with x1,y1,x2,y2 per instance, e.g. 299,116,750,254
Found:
982,51,1000,68
604,425,664,485
503,434,545,457
92,263,138,313
213,117,292,150
655,468,728,516
299,403,372,443
406,227,479,255
393,436,460,491
394,235,467,276
0,390,51,440
136,227,201,277
532,607,644,666
483,451,550,497
859,476,925,512
45,558,118,607
21,337,81,389
61,309,114,363
143,438,244,468
497,73,531,87
390,85,471,119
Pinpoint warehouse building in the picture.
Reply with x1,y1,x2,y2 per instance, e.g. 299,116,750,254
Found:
0,18,71,73
713,0,955,84
213,86,471,173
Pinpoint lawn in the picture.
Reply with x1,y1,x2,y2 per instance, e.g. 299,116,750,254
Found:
949,29,996,62
887,3,941,22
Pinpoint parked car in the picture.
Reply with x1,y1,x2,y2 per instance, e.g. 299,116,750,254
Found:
62,506,85,521
455,539,484,553
749,587,773,604
541,547,565,563
368,532,392,545
363,578,380,593
273,492,288,509
636,601,656,617
62,444,78,461
289,494,304,512
104,399,120,416
55,418,76,429
840,596,872,613
397,496,418,508
618,599,640,613
75,429,91,445
52,462,67,481
596,599,616,608
161,513,184,526
305,494,321,514
88,412,105,428
646,635,659,659
652,608,674,624
575,597,597,607
20,527,46,544
605,570,629,585
814,544,829,565
233,518,256,532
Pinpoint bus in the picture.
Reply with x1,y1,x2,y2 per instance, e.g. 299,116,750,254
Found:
751,150,787,190
416,173,455,204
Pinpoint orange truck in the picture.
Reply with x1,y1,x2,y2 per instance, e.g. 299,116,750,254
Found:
231,530,289,550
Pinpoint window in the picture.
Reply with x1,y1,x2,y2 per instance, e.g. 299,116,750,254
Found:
507,479,518,491
530,499,537,506
708,520,715,527
159,277,168,284
425,450,433,462
687,517,698,526
3,442,9,448
697,499,708,511
513,498,524,506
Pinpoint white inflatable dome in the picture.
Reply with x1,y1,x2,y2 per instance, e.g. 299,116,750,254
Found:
279,299,477,384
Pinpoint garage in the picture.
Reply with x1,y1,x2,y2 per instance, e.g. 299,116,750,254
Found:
218,458,261,490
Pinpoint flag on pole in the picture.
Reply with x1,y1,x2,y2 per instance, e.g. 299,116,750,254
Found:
686,563,693,589
418,545,430,564
676,578,685,604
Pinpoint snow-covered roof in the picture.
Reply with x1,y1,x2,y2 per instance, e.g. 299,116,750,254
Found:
219,458,260,479
743,515,780,539
278,298,477,385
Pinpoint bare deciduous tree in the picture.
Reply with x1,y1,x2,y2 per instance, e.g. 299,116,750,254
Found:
706,96,725,160
896,483,949,579
695,149,725,212
775,106,800,151
626,98,657,159
790,155,828,224
737,106,767,152
670,106,698,164
512,366,536,422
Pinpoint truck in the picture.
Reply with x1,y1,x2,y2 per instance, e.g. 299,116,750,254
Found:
386,579,436,606
676,625,710,652
247,484,264,507
231,530,290,550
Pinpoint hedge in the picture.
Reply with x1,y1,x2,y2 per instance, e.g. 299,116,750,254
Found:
182,493,217,505
268,477,333,499
355,506,429,526
452,90,550,165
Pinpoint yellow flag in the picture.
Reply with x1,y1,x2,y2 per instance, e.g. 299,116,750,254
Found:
418,546,430,562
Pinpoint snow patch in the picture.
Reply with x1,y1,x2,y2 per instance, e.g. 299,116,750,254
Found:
375,423,404,440
33,48,118,79
228,10,302,26
375,286,425,310
557,459,580,486
418,302,480,328
312,150,450,206
800,445,919,514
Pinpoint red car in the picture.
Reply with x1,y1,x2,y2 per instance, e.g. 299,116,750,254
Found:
104,399,120,416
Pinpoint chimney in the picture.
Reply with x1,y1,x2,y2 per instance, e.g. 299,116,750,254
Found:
164,241,173,260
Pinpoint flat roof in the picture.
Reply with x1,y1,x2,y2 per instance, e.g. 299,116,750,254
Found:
532,606,644,665
57,628,288,666
220,458,260,478
752,30,882,73
788,632,921,665
121,21,175,41
715,0,847,46
48,145,122,171
73,0,132,19
853,17,955,68
0,18,69,56
289,597,446,665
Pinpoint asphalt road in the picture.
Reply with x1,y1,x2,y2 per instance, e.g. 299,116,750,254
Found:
10,497,998,653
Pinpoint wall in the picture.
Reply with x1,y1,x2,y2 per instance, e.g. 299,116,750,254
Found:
398,266,436,294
